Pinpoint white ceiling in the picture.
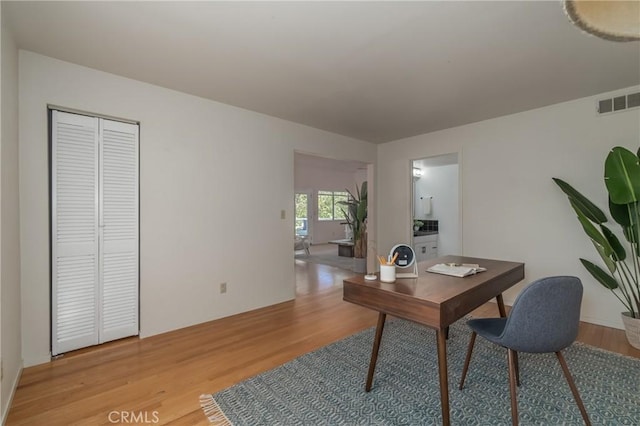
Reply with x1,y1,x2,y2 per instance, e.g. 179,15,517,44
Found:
4,1,639,143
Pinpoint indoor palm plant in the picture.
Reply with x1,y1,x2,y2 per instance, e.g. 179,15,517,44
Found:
554,146,640,349
339,181,367,272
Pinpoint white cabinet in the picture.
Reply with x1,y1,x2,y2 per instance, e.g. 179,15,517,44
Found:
414,234,438,262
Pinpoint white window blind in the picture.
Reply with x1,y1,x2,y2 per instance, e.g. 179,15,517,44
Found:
51,110,139,355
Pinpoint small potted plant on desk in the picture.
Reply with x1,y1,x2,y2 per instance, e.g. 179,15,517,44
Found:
414,220,424,232
340,181,367,273
554,146,640,349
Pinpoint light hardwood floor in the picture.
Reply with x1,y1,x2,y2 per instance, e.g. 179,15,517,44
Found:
7,259,640,425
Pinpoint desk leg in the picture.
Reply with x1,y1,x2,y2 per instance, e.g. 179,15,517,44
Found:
496,294,507,317
365,313,386,392
436,328,451,426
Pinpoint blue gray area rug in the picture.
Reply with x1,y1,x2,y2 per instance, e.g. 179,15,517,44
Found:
200,320,639,425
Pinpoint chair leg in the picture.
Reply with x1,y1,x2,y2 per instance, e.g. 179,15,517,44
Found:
555,351,591,426
513,350,520,387
507,349,519,426
459,331,476,390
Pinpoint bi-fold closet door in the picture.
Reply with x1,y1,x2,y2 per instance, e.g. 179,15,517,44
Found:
51,110,139,356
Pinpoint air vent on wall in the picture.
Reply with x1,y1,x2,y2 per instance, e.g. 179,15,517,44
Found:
597,91,640,115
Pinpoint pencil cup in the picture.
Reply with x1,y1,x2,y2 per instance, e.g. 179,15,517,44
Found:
380,264,396,283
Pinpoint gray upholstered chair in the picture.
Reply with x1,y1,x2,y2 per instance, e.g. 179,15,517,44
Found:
458,276,591,426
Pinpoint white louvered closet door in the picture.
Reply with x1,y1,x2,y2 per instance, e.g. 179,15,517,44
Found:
52,110,139,355
99,119,139,343
52,111,100,355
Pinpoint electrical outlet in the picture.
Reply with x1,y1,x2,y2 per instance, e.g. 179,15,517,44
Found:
281,210,286,219
220,282,227,294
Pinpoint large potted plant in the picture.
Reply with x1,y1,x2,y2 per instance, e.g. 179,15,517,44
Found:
339,181,367,273
554,146,640,349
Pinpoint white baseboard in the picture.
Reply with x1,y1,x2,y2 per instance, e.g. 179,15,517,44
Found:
1,362,23,425
491,298,625,330
580,314,624,330
22,353,51,368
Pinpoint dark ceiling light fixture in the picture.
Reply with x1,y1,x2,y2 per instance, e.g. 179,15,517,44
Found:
564,0,640,42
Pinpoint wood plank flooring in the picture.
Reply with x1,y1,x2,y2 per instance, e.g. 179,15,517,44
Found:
7,259,640,425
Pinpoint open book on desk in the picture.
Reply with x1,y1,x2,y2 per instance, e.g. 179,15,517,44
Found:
426,263,487,278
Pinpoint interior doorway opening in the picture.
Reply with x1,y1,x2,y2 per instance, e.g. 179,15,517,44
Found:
411,153,461,259
293,152,373,290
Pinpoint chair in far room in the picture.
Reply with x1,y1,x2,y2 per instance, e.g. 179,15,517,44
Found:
458,276,591,426
294,235,310,256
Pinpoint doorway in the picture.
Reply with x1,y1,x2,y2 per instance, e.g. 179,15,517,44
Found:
411,153,461,257
293,152,373,276
293,153,368,245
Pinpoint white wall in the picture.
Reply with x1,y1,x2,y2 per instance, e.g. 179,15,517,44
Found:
378,85,640,330
294,165,365,244
19,51,375,366
1,6,22,420
414,163,459,256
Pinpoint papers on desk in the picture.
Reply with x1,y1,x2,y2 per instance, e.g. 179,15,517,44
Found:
427,263,487,278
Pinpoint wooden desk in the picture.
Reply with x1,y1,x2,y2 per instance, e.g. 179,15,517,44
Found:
343,255,525,426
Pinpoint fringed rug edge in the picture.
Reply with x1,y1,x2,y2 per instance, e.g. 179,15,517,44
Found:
199,394,233,425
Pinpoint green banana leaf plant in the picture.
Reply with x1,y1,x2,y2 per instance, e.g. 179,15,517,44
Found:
554,146,640,319
338,181,367,258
